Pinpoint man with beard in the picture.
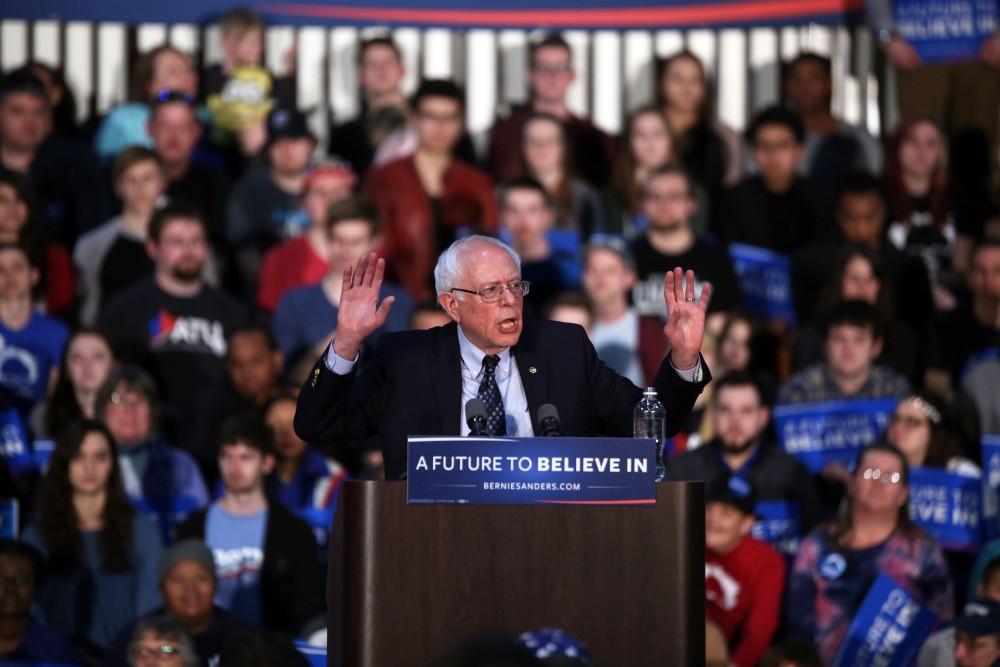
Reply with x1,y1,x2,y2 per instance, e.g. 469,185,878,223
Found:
664,371,821,534
101,202,248,470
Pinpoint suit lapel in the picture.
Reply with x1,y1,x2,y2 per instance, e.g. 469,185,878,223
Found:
430,322,462,435
512,322,546,435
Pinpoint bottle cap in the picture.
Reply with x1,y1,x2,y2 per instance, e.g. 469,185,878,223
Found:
644,387,657,396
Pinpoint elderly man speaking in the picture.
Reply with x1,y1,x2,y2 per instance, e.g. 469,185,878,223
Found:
294,235,712,480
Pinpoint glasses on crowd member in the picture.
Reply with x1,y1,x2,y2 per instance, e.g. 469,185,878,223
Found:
861,467,903,485
451,280,531,303
154,89,195,107
110,391,148,409
128,643,181,663
889,413,928,429
532,63,572,75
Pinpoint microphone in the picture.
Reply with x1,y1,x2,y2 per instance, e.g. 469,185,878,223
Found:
466,398,489,436
538,403,562,437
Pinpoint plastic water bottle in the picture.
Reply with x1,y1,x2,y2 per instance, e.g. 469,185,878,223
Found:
633,387,667,482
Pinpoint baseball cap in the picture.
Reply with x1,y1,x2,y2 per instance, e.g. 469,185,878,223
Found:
705,473,757,516
954,598,1000,636
157,538,217,585
266,107,316,145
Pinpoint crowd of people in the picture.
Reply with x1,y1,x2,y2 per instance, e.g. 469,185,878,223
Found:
1,4,1000,666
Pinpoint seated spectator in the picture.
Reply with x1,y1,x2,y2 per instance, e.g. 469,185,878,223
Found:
785,442,953,664
364,79,497,301
0,540,77,663
100,202,248,468
408,301,451,330
104,539,246,667
629,165,741,331
0,68,108,246
97,366,209,521
265,393,346,522
717,106,831,254
488,33,615,188
666,372,821,532
609,105,675,235
256,159,356,313
703,474,785,667
581,238,643,385
40,327,115,438
498,176,580,315
778,300,910,404
273,196,412,380
124,614,199,667
885,116,964,311
887,392,981,476
952,599,1000,667
544,292,592,334
658,51,742,207
94,45,199,161
783,53,881,185
227,108,318,290
75,147,166,324
793,245,921,384
0,168,74,316
177,416,324,635
0,242,68,424
23,420,162,658
714,312,779,386
519,113,610,240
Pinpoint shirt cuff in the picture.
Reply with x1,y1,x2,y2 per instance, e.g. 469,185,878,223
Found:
324,341,359,375
669,355,702,383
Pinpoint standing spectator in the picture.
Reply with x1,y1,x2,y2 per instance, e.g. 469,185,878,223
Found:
609,105,676,235
103,539,246,667
783,53,881,185
778,300,910,404
488,33,615,188
703,474,786,667
785,442,954,664
28,62,81,141
364,80,496,301
74,147,166,325
272,197,412,379
148,91,230,247
666,372,822,533
93,46,199,161
520,113,610,240
658,51,742,210
0,168,74,317
0,68,108,246
0,540,77,664
211,328,287,430
99,202,248,467
177,416,324,635
227,108,318,291
629,165,741,330
920,553,1000,667
952,599,1000,667
256,160,356,313
0,242,68,423
886,392,980,476
22,420,163,658
96,366,209,520
40,328,115,439
717,106,830,253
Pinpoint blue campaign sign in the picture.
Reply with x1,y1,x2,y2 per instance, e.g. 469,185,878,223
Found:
0,408,33,475
832,573,938,667
909,467,984,551
0,498,19,539
295,641,326,667
774,398,897,473
751,500,802,557
407,436,655,505
895,0,999,63
728,243,796,325
985,435,1000,502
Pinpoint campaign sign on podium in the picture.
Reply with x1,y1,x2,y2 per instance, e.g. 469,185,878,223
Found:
407,436,656,505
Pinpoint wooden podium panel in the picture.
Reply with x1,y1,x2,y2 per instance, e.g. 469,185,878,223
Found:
328,481,704,667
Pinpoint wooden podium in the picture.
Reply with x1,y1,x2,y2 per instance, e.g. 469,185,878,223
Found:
327,481,704,666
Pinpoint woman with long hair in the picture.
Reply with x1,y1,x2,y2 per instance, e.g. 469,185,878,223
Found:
40,328,116,438
886,392,980,476
23,420,162,659
611,106,674,226
785,442,953,664
520,113,611,240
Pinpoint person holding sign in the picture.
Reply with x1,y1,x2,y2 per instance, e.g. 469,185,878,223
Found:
785,442,953,665
294,235,712,481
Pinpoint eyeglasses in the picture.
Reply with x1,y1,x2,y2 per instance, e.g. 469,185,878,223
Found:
128,643,180,662
889,413,928,429
451,280,530,303
861,467,903,485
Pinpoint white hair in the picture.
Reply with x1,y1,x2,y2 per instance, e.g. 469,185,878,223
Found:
434,235,522,295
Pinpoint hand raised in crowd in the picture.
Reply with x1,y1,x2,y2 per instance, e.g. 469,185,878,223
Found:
332,252,396,360
885,36,923,70
981,33,1000,66
663,267,711,371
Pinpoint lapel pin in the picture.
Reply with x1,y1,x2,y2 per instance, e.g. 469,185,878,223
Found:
529,366,537,374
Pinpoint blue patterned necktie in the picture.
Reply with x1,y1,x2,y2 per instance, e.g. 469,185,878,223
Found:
478,354,506,436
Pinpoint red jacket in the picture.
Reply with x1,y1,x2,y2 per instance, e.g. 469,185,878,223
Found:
364,156,497,301
706,536,786,667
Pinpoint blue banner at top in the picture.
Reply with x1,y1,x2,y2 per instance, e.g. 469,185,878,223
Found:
5,0,863,29
895,0,999,63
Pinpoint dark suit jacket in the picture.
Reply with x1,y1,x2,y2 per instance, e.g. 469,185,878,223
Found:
294,319,710,481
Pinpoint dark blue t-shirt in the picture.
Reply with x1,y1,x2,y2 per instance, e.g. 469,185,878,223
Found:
0,311,68,415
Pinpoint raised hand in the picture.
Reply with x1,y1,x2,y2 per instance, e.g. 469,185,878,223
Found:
332,252,396,359
663,267,711,370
